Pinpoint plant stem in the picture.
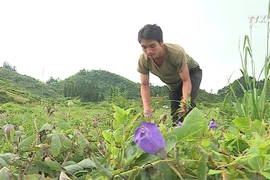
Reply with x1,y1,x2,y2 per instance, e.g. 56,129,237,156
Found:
166,161,184,180
267,0,270,56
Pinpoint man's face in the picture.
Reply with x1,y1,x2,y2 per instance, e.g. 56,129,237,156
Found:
140,39,163,60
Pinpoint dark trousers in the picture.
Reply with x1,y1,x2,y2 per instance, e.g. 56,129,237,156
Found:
169,66,202,124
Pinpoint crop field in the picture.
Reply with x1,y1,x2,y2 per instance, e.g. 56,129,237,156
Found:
0,36,269,179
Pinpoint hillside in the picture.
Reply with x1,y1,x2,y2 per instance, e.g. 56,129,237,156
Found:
49,69,141,101
217,76,270,99
0,66,227,104
0,67,62,104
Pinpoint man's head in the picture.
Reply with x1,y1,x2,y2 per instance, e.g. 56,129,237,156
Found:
138,24,163,43
138,24,164,60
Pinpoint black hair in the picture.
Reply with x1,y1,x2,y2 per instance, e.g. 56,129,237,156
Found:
138,24,163,43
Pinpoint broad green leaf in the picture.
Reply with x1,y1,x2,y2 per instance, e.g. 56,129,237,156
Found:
168,108,208,142
62,161,76,167
39,123,54,131
92,157,113,178
59,134,72,149
32,158,55,177
0,167,12,180
0,153,18,165
102,130,112,143
134,153,159,166
251,120,266,136
56,119,72,131
164,135,177,153
262,172,270,179
45,161,62,171
76,130,89,149
197,155,207,180
18,134,37,151
50,130,61,157
124,138,140,167
113,128,123,144
248,155,263,171
112,104,129,128
183,107,208,126
64,164,84,174
201,139,211,148
0,158,7,167
77,158,96,169
233,117,251,135
125,113,140,131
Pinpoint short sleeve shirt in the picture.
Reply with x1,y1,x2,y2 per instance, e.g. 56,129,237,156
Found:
137,43,199,91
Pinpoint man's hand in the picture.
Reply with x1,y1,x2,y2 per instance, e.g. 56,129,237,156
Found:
179,99,189,114
144,108,152,119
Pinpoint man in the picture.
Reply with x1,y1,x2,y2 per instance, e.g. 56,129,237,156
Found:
137,24,202,125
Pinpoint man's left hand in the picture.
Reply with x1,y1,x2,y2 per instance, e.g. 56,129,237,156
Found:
179,99,189,114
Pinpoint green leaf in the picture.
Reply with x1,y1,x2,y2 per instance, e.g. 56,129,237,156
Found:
76,130,89,149
45,161,62,171
248,155,263,171
50,130,61,157
39,123,54,131
124,138,140,168
0,153,18,165
92,157,113,178
164,135,177,153
64,164,84,174
112,104,129,128
233,117,251,135
56,119,72,131
18,134,37,151
0,158,8,167
197,155,207,180
0,167,12,180
102,130,112,143
77,158,96,169
168,108,208,142
208,169,223,175
113,128,123,144
262,172,270,179
59,134,72,149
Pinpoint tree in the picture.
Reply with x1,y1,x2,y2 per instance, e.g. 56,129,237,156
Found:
3,61,16,72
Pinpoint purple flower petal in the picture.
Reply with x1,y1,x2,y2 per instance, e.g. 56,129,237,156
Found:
133,122,165,155
177,122,182,127
209,120,218,128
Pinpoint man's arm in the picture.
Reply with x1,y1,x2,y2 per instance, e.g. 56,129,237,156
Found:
179,65,192,112
140,73,152,116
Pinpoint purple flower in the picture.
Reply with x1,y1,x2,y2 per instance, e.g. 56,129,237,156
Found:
177,121,182,127
209,120,218,128
134,122,166,158
145,110,149,116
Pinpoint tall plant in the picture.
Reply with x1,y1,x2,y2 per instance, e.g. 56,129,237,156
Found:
228,10,270,120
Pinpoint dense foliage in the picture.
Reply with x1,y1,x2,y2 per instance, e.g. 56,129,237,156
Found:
1,66,229,105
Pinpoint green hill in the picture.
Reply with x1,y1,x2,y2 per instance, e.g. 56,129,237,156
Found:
0,67,62,104
0,66,225,104
47,69,141,101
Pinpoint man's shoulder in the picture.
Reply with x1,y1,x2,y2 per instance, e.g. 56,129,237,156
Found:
139,53,148,61
164,43,184,53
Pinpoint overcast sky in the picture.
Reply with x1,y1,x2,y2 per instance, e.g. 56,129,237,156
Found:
0,0,268,93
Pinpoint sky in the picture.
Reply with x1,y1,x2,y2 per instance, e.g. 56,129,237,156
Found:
0,0,268,93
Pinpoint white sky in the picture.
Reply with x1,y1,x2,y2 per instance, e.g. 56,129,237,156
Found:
0,0,268,93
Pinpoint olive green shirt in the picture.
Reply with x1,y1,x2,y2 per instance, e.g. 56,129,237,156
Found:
137,43,199,91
